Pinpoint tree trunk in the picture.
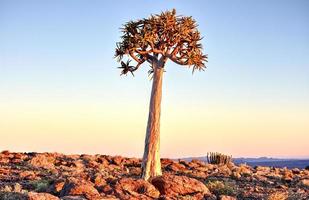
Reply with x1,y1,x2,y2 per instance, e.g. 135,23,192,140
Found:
141,63,164,180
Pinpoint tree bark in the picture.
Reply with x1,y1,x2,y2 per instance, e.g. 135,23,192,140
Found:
141,62,164,180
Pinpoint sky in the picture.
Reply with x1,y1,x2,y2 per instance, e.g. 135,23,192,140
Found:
0,0,308,159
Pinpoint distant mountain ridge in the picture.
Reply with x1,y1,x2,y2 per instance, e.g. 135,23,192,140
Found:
183,156,309,169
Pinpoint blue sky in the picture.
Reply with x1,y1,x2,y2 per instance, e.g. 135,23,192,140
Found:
0,0,308,158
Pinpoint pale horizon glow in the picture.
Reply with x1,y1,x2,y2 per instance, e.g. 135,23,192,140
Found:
0,0,308,159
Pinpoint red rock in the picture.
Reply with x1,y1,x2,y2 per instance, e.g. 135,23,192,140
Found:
292,168,300,174
191,159,207,167
160,158,174,168
111,156,123,165
48,180,66,195
87,160,99,168
19,171,37,180
3,152,309,200
231,171,241,180
71,160,85,170
14,153,28,160
28,192,60,200
0,157,10,164
151,174,210,197
60,196,87,200
219,195,236,200
255,166,271,172
236,164,252,176
266,172,282,180
80,154,95,162
253,174,268,182
165,162,186,172
178,159,191,168
123,157,141,167
299,179,309,188
59,178,101,199
0,150,11,155
92,173,107,188
11,158,23,164
96,156,109,167
196,166,209,172
128,167,141,176
188,159,203,169
218,165,232,176
29,154,55,169
192,169,208,178
115,177,160,199
101,198,118,200
102,185,114,195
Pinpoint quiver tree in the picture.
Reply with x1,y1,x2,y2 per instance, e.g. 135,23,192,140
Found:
115,9,207,180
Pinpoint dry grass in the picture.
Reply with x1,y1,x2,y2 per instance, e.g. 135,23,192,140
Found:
267,192,288,200
205,180,237,196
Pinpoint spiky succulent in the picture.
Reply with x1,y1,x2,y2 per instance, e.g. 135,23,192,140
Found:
115,9,207,76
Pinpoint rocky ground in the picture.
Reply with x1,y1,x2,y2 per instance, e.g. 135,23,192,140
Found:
0,151,308,200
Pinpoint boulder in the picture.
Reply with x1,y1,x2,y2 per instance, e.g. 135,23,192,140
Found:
59,178,101,199
218,165,232,176
299,179,309,188
92,173,107,188
188,159,204,169
101,185,113,195
237,164,252,176
266,172,282,181
292,168,300,174
151,174,210,197
115,177,160,199
165,162,186,172
60,196,87,200
19,171,37,180
128,167,142,176
111,156,123,166
123,157,141,167
219,195,237,200
160,159,174,169
47,180,66,195
255,166,271,172
96,156,110,167
29,154,55,169
253,174,268,183
231,171,241,180
28,192,60,200
282,169,293,182
204,164,215,171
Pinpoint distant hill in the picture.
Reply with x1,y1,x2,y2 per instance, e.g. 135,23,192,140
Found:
183,156,309,169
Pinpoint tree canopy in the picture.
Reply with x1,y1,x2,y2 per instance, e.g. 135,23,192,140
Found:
115,9,207,76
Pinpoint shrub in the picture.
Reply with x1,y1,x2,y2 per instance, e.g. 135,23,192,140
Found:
287,193,304,200
205,180,237,196
0,192,27,200
30,179,52,192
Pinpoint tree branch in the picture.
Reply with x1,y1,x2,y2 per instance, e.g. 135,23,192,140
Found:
145,53,156,63
159,55,168,65
133,60,145,71
167,54,188,65
129,51,142,63
136,48,164,55
171,44,181,56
